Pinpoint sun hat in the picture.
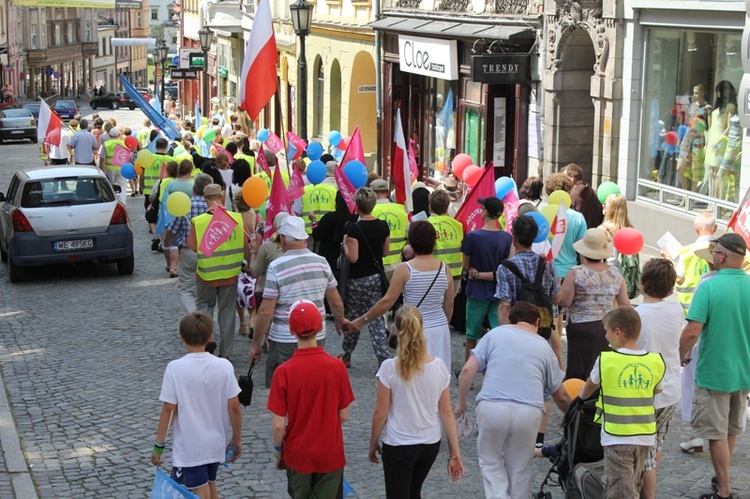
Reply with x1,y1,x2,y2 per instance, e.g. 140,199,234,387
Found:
278,216,308,240
203,184,223,197
289,300,322,337
273,212,290,230
573,228,612,260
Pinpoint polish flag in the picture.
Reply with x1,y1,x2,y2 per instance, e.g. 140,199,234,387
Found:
392,109,412,212
239,0,278,120
286,163,305,201
264,167,292,240
546,203,568,263
340,126,365,169
38,99,63,147
199,205,239,257
256,144,272,177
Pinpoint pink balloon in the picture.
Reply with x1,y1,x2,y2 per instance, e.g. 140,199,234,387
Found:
463,165,482,187
452,153,473,180
613,227,644,256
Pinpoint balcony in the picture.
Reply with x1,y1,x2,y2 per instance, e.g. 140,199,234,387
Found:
385,0,539,15
207,0,243,33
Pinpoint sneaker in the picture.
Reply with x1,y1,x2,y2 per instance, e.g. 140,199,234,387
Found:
454,369,461,385
205,341,217,355
679,437,703,454
151,237,161,252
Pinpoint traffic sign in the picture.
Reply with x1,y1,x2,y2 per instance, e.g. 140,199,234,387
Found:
171,68,198,80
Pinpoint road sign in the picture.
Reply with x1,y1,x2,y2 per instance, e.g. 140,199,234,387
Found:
170,68,198,80
189,53,204,68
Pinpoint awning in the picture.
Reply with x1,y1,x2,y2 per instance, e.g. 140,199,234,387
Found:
369,16,534,40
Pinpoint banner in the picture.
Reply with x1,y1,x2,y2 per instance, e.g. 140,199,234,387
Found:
286,131,307,162
198,205,238,257
111,144,132,167
546,203,568,263
728,186,750,249
151,468,199,499
256,145,272,176
340,126,365,169
16,0,115,6
501,189,520,233
119,75,181,140
264,132,284,154
264,169,292,240
287,164,305,201
454,164,495,234
334,166,357,214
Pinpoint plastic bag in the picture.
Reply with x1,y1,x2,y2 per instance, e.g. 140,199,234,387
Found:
456,411,472,441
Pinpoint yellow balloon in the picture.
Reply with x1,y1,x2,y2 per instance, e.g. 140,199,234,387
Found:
137,149,154,166
541,204,560,226
197,124,207,139
166,191,191,217
548,190,572,209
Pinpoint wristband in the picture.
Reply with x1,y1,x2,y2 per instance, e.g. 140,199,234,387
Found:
447,455,461,461
154,441,166,448
274,451,283,461
274,444,283,452
153,445,165,456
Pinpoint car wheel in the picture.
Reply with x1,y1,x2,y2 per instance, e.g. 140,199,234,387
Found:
117,254,134,275
91,102,97,110
31,136,38,144
111,102,119,110
0,137,4,145
0,244,7,263
8,253,25,283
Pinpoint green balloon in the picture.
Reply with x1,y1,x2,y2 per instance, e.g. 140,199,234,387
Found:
203,128,216,143
597,181,621,204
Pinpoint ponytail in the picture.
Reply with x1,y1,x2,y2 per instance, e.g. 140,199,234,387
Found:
395,305,427,382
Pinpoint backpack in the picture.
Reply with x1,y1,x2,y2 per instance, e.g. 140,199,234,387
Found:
500,256,554,340
617,253,641,300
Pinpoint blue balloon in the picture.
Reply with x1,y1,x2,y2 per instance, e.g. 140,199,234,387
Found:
525,211,550,243
306,141,323,161
343,160,368,189
121,163,136,180
306,160,327,185
328,130,342,147
677,124,689,141
257,128,269,143
495,176,515,199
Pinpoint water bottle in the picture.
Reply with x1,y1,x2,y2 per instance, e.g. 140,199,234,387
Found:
224,443,238,467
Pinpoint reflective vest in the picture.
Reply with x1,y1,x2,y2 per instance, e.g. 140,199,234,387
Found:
257,168,290,193
675,243,711,315
103,139,127,172
595,351,666,436
372,202,408,266
137,128,151,148
301,183,337,234
144,153,172,195
193,210,245,281
234,153,255,174
429,215,464,277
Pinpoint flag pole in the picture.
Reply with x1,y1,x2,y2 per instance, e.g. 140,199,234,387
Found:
274,78,291,178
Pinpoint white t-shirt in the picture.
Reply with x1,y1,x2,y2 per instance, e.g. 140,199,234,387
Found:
159,352,241,467
221,123,232,139
376,357,450,446
218,169,234,207
590,348,663,447
636,301,684,408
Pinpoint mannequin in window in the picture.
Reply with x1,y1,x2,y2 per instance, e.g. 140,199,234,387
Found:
705,81,737,198
719,112,742,201
676,84,711,192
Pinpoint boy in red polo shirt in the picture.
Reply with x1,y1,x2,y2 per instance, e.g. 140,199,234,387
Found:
267,300,355,498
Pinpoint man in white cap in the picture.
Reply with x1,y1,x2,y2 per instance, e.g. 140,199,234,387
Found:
249,216,346,388
98,127,128,203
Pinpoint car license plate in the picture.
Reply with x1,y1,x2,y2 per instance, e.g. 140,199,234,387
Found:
11,130,24,134
54,239,94,251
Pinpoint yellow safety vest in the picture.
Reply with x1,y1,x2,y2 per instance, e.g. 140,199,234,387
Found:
675,243,711,315
301,183,337,234
103,139,127,172
429,215,464,277
159,178,174,203
372,202,408,266
257,168,290,193
595,351,666,436
234,153,255,175
193,210,245,281
144,153,172,195
137,128,151,147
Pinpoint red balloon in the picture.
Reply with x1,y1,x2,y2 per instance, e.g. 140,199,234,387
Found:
451,153,472,180
463,165,482,187
665,131,678,146
338,136,349,151
613,227,644,256
124,135,138,151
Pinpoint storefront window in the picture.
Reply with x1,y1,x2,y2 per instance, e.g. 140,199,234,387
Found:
427,80,457,180
640,29,743,204
463,107,481,166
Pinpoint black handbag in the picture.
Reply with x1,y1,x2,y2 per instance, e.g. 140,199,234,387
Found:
237,362,256,407
354,222,390,297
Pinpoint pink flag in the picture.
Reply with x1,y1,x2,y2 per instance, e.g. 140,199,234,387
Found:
256,144,272,177
340,126,365,169
286,131,307,161
334,165,357,214
264,167,292,240
111,144,132,167
238,0,277,120
286,163,305,201
213,143,234,164
455,164,495,234
198,205,239,257
501,189,520,233
392,110,412,212
408,139,419,183
546,203,568,262
264,131,284,154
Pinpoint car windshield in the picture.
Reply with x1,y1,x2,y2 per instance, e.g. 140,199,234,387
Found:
24,105,40,111
2,110,31,118
55,101,76,109
21,178,115,208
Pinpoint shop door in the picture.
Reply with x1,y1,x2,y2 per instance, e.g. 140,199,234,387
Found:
458,78,487,168
407,76,423,172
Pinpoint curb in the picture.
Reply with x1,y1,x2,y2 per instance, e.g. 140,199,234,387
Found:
0,368,38,499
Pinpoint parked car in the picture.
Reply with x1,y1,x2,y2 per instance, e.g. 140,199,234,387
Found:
0,108,37,144
0,166,134,282
22,103,41,119
164,86,178,101
89,92,137,110
136,87,152,100
53,99,79,120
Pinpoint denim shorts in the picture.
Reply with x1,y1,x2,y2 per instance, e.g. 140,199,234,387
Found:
171,462,219,489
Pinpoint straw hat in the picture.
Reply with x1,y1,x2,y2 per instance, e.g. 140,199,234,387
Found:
573,228,612,261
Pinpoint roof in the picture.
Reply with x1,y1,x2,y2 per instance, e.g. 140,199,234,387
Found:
21,166,104,181
369,16,536,40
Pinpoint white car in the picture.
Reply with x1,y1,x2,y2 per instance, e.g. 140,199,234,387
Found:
0,166,134,282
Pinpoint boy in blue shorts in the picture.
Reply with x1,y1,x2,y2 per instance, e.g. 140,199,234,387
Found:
151,312,243,499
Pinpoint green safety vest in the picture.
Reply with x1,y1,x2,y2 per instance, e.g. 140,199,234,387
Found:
144,153,172,195
429,215,464,277
257,168,290,193
595,351,666,436
372,202,408,266
234,153,255,174
103,139,127,172
137,128,151,147
675,243,711,315
193,210,245,281
301,183,337,234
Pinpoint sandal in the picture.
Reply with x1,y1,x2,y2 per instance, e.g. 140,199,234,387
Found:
248,327,254,339
337,353,351,368
699,493,733,499
169,269,178,278
239,322,248,336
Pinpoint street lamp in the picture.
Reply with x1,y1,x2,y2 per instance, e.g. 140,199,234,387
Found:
198,25,213,121
157,41,169,115
290,0,313,141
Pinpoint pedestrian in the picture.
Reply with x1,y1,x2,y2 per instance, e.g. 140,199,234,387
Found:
233,190,258,338
518,176,544,207
98,127,128,204
249,216,346,387
635,259,684,499
455,301,571,498
578,306,666,499
267,300,354,498
143,138,173,237
668,212,716,316
369,305,464,498
187,183,251,359
150,312,242,499
371,178,409,280
679,233,750,499
68,118,99,166
563,163,603,228
161,160,195,278
301,164,340,237
427,189,464,295
47,120,73,165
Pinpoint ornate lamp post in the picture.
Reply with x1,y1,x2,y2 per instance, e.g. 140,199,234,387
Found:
198,25,213,120
290,0,313,140
157,41,169,115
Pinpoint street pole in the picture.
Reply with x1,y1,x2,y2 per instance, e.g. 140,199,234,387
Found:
203,49,209,124
299,33,307,141
160,58,166,115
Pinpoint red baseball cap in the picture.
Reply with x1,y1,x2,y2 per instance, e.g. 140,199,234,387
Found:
289,300,322,337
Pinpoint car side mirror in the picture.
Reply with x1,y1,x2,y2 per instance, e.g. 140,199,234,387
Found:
113,185,122,194
0,193,5,202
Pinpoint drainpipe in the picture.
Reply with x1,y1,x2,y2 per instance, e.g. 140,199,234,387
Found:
374,0,382,174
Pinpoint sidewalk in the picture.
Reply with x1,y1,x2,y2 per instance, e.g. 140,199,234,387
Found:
0,367,38,499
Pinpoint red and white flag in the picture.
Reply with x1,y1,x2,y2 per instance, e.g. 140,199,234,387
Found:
546,203,568,263
392,109,412,212
256,144,272,177
334,165,357,214
286,163,305,201
728,186,750,249
265,131,285,154
238,0,278,120
264,168,292,240
199,205,239,257
455,164,495,234
38,99,63,147
340,126,365,169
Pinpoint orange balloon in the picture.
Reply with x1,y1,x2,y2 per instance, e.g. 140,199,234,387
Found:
135,162,144,175
242,176,268,209
562,378,586,399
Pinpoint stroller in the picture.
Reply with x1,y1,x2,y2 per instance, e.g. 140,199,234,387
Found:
534,394,604,499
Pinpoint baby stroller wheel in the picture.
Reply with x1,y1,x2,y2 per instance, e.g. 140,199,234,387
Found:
544,493,552,499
